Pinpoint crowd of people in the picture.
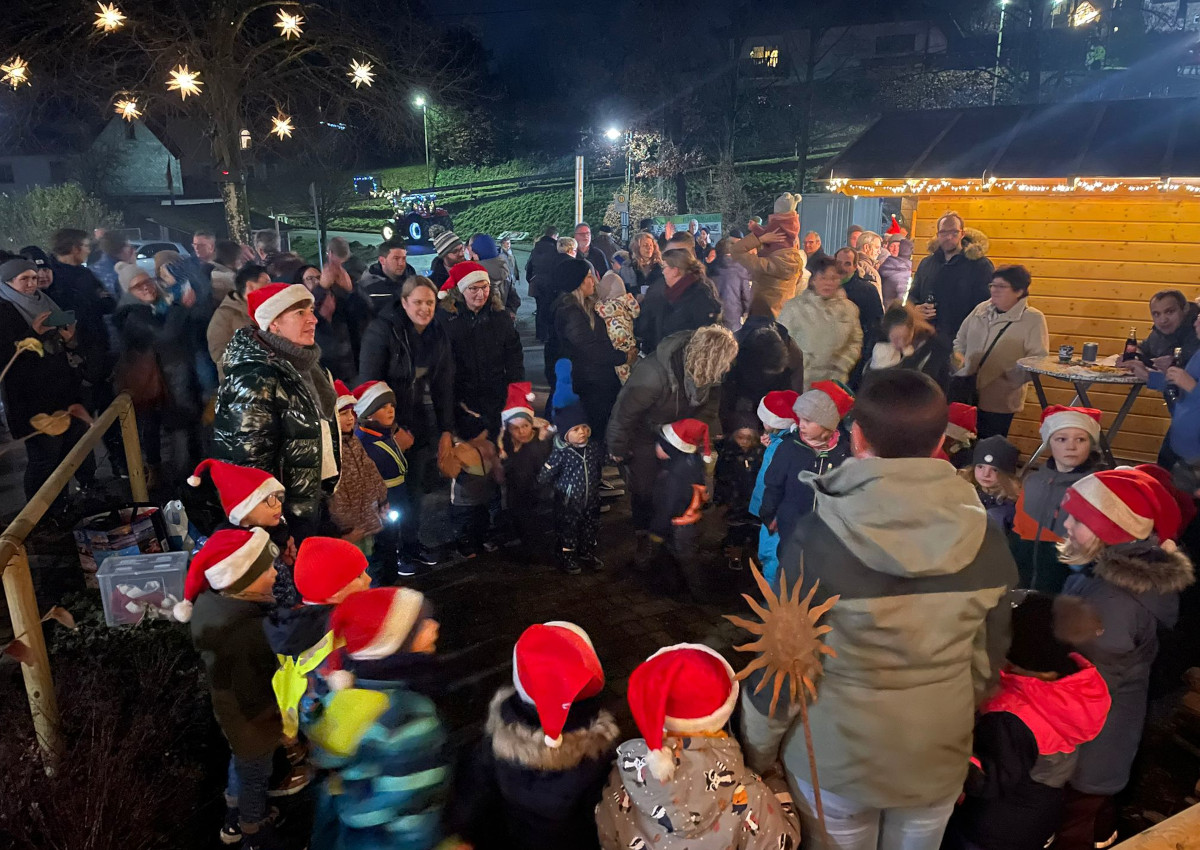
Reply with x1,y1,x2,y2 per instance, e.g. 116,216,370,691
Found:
3,195,1200,850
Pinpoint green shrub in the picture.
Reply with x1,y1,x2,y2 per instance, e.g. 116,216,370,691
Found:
0,183,122,252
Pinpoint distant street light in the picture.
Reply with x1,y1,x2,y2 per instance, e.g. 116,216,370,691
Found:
413,95,430,181
604,126,621,141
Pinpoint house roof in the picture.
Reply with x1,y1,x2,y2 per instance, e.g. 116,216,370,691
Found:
823,97,1200,180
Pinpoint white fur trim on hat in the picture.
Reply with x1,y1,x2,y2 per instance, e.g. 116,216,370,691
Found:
455,269,490,292
642,643,739,736
661,423,697,455
254,284,313,331
512,620,597,704
1070,474,1155,541
354,382,394,418
172,599,193,622
945,421,975,445
336,391,357,410
1040,410,1101,443
349,587,424,661
757,398,795,432
227,475,284,526
202,527,273,590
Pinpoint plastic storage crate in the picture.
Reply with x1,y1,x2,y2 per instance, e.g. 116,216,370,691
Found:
73,505,170,588
96,551,189,626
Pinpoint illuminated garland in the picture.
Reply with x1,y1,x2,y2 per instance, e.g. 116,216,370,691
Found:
827,176,1200,195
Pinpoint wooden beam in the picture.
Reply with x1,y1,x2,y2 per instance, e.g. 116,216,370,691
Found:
3,545,60,773
1112,805,1200,850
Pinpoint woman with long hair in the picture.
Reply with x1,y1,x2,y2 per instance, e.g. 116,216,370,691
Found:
865,301,954,389
635,248,722,355
620,231,664,297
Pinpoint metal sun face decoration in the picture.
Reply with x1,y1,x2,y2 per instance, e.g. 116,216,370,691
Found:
1,57,30,89
347,59,375,88
275,9,303,40
270,113,294,140
167,64,203,99
114,98,141,121
94,2,126,32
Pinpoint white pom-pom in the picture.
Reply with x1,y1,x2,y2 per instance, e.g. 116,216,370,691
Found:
438,290,449,300
543,734,563,748
1162,539,1178,554
702,454,713,463
525,392,536,402
187,475,202,487
327,669,356,691
173,599,193,623
646,746,676,782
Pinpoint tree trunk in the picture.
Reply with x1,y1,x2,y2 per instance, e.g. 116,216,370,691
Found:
794,28,821,192
221,181,249,244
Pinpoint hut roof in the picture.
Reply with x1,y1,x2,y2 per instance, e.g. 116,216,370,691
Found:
824,97,1200,181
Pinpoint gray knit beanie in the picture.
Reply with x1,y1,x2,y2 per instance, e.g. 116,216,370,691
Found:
793,389,841,431
0,259,36,285
116,261,151,293
434,231,462,258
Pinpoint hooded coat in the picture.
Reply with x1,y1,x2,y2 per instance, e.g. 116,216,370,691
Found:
449,688,619,850
525,235,560,300
777,288,862,389
478,254,521,315
1063,543,1195,795
710,255,753,332
909,227,995,341
729,232,806,314
740,458,1018,809
719,318,804,433
595,734,800,850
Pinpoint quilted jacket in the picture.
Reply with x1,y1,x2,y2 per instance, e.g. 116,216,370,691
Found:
213,326,340,524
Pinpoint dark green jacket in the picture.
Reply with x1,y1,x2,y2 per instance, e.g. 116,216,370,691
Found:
213,326,340,523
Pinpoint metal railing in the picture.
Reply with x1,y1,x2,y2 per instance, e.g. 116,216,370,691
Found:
0,392,147,773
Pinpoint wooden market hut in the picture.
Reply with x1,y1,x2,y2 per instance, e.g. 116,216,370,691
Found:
823,97,1200,462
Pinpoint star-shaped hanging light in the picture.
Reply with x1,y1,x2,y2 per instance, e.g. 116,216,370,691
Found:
167,64,203,99
114,98,141,121
275,9,304,39
347,59,375,88
1,57,30,89
94,2,126,32
270,112,294,140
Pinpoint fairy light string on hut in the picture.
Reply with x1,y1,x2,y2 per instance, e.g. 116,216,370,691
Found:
827,176,1200,196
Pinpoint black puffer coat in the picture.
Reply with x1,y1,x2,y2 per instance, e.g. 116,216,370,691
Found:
720,317,804,433
212,327,340,523
438,289,524,431
113,295,203,427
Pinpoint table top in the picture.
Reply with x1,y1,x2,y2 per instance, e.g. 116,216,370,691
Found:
1017,355,1145,385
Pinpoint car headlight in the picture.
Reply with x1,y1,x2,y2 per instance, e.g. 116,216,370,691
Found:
382,224,394,240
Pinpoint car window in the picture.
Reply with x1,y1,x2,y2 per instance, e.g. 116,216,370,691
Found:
136,242,172,259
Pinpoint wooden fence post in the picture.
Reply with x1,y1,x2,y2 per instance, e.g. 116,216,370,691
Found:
3,545,61,773
119,399,148,503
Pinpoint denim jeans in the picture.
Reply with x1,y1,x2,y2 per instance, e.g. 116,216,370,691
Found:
225,753,273,825
791,779,957,850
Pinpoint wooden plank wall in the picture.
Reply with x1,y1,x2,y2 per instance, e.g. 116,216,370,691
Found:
910,195,1200,463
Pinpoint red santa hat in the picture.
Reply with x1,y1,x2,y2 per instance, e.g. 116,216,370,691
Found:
188,459,283,526
512,621,605,748
334,379,357,411
757,390,800,431
793,381,854,431
661,418,712,463
247,282,313,331
1039,405,1102,443
294,536,369,605
448,261,490,294
1062,467,1184,547
352,380,396,419
501,382,537,425
627,644,739,781
437,278,456,300
946,403,978,445
1134,462,1198,531
886,214,903,235
323,587,429,690
174,527,276,622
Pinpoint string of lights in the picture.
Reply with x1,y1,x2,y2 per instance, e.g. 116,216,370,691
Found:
826,176,1200,196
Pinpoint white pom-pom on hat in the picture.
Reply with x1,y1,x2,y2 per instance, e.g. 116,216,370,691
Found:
173,599,193,623
327,669,356,691
187,475,202,487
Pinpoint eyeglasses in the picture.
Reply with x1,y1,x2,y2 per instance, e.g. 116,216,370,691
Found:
465,284,491,294
988,283,1012,291
264,492,284,507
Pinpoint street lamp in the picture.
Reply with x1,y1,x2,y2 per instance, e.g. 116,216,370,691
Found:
604,126,621,142
413,95,430,183
606,126,634,241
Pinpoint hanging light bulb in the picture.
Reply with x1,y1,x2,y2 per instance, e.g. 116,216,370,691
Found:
270,112,294,140
114,98,141,121
94,2,126,32
167,64,203,99
1,57,30,89
275,9,303,39
347,59,375,88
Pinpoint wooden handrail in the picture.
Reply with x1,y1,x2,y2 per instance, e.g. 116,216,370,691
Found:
1113,804,1200,849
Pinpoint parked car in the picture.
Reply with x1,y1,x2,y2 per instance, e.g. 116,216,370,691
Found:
129,240,192,273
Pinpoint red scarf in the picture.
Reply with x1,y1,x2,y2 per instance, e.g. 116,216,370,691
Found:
665,273,699,304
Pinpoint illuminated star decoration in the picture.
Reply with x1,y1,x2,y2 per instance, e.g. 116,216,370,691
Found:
347,59,375,88
275,9,304,39
114,98,141,121
270,112,294,140
94,2,126,32
167,64,203,100
2,57,30,89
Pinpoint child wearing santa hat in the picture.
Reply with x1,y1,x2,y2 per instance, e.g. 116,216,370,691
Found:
353,379,416,580
498,381,554,550
449,622,620,849
303,587,454,850
1011,406,1109,593
595,644,800,850
328,380,387,556
1055,466,1195,850
749,390,799,584
179,528,286,849
647,418,712,597
941,401,979,468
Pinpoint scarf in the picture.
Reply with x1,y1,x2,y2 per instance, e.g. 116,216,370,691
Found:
665,272,699,305
261,331,336,418
0,281,63,331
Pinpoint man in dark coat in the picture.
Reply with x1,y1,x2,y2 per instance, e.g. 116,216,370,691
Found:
573,223,609,278
802,231,828,265
1140,289,1200,369
835,247,884,389
525,226,560,342
358,237,416,315
909,212,994,342
592,225,621,267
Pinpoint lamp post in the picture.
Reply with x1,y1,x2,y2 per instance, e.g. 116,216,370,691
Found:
606,126,634,242
992,0,1008,106
414,95,430,184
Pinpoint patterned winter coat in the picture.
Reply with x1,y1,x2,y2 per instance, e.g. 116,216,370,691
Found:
595,293,640,383
213,327,340,525
329,433,386,538
537,436,605,514
449,687,619,850
596,734,800,850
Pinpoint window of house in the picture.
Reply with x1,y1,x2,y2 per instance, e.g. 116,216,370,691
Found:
750,46,780,68
875,33,917,54
0,163,14,184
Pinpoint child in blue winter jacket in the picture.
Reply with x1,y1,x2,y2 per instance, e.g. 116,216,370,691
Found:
353,380,412,581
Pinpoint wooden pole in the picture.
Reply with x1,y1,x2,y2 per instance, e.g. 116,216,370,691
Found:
119,401,148,503
4,545,61,773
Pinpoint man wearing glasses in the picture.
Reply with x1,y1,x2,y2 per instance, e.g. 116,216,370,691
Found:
909,212,995,342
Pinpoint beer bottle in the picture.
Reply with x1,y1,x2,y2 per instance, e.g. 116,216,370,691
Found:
1165,347,1185,403
1122,327,1139,361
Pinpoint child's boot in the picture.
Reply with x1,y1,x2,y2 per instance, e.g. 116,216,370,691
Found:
557,548,582,575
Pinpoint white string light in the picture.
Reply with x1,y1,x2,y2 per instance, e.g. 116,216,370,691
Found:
827,176,1200,195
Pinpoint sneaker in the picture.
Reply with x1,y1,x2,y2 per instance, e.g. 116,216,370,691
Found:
396,560,418,578
222,807,284,846
482,540,499,553
267,763,311,797
600,504,611,514
599,480,625,498
283,737,308,767
412,547,440,566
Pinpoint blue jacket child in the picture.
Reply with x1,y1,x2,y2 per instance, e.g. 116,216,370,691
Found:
352,381,409,505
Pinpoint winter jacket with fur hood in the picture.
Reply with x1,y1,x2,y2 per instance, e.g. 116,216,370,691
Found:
777,287,862,389
1063,543,1195,795
954,298,1049,414
596,733,800,850
910,227,995,341
449,688,619,850
740,457,1019,809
